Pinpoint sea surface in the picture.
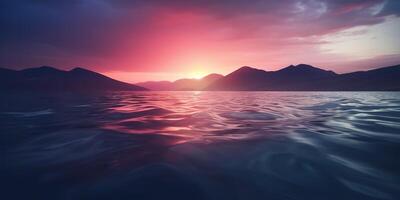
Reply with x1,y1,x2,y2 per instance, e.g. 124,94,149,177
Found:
1,91,400,200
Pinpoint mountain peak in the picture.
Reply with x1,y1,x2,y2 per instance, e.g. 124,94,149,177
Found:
237,66,257,71
231,66,267,75
295,64,315,68
22,65,61,72
278,64,337,76
282,64,321,71
20,66,64,76
38,65,57,69
70,67,92,73
201,73,223,81
69,67,105,78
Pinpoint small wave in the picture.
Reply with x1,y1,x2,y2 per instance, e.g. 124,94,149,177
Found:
221,110,279,121
2,109,53,117
2,91,400,200
339,178,393,199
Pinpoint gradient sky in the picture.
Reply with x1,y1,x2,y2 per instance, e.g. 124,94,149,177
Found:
1,0,400,82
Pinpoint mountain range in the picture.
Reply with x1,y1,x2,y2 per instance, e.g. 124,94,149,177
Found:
136,73,223,91
206,64,400,91
1,64,399,91
0,66,146,91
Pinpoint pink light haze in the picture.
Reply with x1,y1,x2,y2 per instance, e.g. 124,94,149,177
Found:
1,0,400,82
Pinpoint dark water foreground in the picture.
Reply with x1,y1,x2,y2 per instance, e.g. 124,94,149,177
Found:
1,91,400,200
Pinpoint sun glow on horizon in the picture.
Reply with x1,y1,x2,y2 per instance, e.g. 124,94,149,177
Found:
184,61,212,79
188,70,207,79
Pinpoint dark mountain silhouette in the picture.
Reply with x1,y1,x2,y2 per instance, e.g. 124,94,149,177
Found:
275,64,337,78
316,64,400,91
2,64,399,91
0,66,147,91
207,64,400,91
205,66,272,90
137,73,223,91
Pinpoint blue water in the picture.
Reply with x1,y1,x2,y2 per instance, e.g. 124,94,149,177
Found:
1,92,400,200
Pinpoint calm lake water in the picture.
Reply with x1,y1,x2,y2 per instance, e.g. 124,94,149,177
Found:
1,91,400,200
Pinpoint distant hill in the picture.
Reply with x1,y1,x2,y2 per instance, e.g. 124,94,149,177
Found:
137,73,223,91
0,66,147,91
207,64,400,91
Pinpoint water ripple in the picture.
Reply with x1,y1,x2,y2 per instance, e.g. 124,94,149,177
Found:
2,91,400,199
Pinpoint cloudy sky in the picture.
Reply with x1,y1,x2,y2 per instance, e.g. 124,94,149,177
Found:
1,0,400,82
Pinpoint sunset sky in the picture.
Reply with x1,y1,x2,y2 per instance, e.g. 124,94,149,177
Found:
1,0,400,82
